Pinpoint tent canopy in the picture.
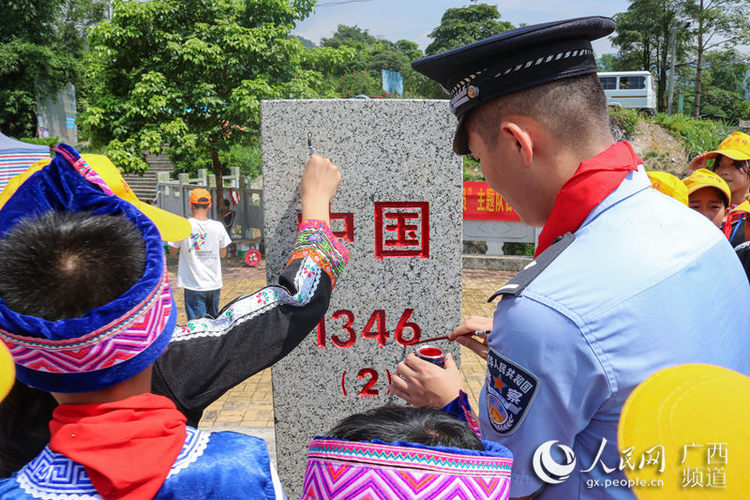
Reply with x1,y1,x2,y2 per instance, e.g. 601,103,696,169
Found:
0,132,50,155
0,132,51,191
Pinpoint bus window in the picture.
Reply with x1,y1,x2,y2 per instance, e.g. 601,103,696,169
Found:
620,76,645,89
599,76,617,90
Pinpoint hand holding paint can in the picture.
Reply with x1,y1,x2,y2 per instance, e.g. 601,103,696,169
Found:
416,345,446,367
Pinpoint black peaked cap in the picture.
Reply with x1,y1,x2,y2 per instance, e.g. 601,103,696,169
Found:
412,16,616,154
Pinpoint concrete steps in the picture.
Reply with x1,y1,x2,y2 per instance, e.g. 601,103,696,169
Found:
123,153,173,204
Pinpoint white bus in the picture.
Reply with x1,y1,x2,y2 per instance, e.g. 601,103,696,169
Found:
597,71,657,114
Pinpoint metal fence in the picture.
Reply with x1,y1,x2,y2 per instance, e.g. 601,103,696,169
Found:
156,167,263,244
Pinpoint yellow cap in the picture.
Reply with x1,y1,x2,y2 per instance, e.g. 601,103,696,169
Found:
0,342,13,403
730,200,750,214
619,364,750,499
0,155,190,241
705,132,750,161
647,171,688,205
683,169,731,206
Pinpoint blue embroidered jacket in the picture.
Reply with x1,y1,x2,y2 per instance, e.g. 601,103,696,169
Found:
0,427,279,499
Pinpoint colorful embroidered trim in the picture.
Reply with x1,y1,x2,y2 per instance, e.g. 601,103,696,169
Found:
171,256,321,342
303,439,512,500
288,220,349,287
2,267,173,373
15,427,209,499
306,439,512,475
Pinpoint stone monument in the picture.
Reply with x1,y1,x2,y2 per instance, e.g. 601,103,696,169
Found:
261,99,463,496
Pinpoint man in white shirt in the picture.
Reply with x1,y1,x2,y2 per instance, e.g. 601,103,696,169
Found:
169,188,232,320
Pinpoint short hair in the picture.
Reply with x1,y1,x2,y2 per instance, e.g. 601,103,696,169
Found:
326,404,485,450
467,73,610,151
0,211,146,321
191,203,209,210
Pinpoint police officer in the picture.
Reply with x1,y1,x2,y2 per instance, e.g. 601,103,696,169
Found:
390,17,750,499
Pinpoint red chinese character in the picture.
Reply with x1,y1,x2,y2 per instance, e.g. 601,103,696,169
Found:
298,211,354,242
374,201,429,259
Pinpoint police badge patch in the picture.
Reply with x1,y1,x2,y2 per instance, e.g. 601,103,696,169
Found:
485,348,540,435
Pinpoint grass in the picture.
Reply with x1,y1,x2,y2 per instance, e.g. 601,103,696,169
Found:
652,113,730,159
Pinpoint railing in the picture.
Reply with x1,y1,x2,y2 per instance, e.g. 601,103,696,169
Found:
156,167,263,243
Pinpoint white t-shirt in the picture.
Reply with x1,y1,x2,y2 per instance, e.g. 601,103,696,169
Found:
169,218,232,291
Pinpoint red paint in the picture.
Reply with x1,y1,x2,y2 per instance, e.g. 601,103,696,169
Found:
357,368,379,397
331,309,356,348
361,309,389,347
394,308,421,346
374,202,430,259
318,309,422,348
298,211,354,242
419,346,443,357
341,371,347,396
316,320,326,348
385,369,392,395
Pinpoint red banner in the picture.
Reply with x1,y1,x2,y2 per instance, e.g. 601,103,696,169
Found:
463,181,521,221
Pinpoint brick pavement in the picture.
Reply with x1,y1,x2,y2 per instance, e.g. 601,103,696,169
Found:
167,257,516,433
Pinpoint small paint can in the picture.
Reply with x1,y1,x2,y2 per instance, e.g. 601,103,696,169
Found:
416,345,446,367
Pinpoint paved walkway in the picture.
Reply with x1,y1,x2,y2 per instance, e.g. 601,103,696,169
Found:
167,257,515,459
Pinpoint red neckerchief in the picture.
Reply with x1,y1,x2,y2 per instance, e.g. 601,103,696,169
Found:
535,141,642,257
723,211,745,240
49,393,187,500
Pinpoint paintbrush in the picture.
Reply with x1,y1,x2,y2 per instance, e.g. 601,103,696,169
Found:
413,330,490,344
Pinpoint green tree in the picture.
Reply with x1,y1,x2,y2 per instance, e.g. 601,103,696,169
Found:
83,0,319,204
320,24,376,49
1,0,105,138
691,49,749,120
682,0,750,117
612,0,689,111
425,3,513,56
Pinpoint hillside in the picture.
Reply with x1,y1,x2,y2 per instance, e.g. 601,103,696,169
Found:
629,121,690,175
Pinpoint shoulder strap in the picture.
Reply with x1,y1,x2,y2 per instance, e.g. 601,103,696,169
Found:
488,232,575,302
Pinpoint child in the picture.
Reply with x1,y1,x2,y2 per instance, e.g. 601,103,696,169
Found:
0,150,347,478
688,132,750,245
683,168,731,228
302,405,513,499
0,146,284,499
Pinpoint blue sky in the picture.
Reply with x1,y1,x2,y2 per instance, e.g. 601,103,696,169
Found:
292,0,631,56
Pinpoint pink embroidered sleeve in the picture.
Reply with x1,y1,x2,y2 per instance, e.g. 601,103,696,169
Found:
286,219,350,288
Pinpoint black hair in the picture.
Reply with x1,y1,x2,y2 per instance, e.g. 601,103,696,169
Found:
326,404,485,450
0,211,146,320
191,203,209,210
468,73,610,152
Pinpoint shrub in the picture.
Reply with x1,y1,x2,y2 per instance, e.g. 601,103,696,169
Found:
337,70,394,99
608,106,640,138
17,137,58,148
653,113,731,159
463,156,483,181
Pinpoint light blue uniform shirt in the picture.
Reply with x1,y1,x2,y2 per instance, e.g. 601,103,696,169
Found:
479,166,750,499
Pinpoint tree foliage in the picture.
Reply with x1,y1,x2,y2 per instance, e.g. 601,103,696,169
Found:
425,3,513,56
83,0,319,203
611,0,688,111
0,0,106,138
682,0,750,117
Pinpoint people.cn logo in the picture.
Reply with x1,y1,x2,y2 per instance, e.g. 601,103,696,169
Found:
532,440,577,484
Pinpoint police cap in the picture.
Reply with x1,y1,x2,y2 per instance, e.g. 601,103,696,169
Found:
412,16,616,155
